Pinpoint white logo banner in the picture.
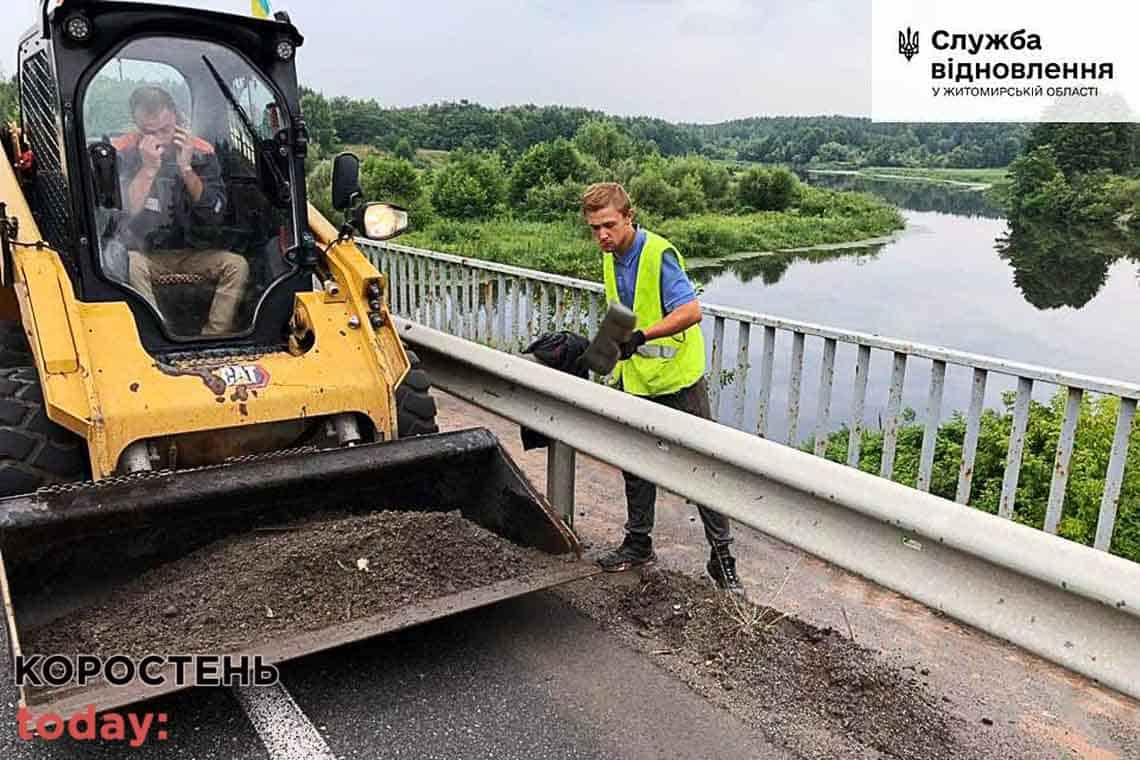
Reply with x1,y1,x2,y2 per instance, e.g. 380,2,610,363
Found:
872,0,1140,122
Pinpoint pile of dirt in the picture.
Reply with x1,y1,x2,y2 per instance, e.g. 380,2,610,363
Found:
561,569,969,760
25,510,563,659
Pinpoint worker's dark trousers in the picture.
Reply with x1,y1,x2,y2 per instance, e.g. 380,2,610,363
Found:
621,377,734,551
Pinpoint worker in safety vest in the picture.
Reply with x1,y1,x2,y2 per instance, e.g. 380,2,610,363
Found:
582,182,744,596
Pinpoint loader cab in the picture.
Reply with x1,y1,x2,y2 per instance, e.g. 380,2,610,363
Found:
18,1,311,351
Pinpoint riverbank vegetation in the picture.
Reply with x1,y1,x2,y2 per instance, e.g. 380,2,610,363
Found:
996,124,1140,309
810,389,1139,563
309,121,904,278
1002,124,1140,226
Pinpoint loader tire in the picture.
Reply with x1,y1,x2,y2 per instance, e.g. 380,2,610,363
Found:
396,350,439,438
0,366,89,496
0,321,33,367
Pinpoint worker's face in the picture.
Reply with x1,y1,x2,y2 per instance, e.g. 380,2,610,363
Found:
134,107,178,147
585,205,635,254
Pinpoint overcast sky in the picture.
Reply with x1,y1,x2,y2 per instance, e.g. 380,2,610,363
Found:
4,0,871,123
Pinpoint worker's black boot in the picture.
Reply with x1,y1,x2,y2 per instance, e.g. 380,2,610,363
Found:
597,533,655,572
707,546,745,597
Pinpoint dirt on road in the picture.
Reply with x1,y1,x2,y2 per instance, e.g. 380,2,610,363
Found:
560,568,1043,760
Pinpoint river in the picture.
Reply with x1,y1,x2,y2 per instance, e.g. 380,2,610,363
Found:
688,175,1140,437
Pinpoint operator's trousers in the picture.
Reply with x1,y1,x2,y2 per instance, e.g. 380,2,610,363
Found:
620,377,733,550
128,249,250,336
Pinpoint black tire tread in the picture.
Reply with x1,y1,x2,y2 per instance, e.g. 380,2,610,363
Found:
396,350,439,438
0,321,34,368
0,366,89,496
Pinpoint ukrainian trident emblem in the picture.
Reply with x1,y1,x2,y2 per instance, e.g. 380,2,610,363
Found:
898,27,919,61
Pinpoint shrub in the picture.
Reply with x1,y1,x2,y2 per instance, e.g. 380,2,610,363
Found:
431,151,507,220
737,166,800,211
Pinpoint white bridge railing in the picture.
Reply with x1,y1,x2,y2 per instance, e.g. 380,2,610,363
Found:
361,240,1139,558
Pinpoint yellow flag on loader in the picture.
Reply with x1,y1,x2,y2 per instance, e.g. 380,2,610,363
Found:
251,0,272,19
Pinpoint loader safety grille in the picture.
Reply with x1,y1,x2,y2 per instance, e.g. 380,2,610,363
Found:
20,47,73,254
36,445,323,495
154,343,288,366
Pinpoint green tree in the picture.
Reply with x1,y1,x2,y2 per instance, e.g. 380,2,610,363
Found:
572,119,634,168
393,136,416,162
814,141,853,164
675,173,707,214
300,88,338,156
360,156,421,206
1006,145,1069,218
0,73,17,125
1027,123,1139,177
737,166,799,211
278,98,1032,170
629,170,681,217
1006,124,1140,228
664,156,732,209
524,178,587,221
306,159,335,220
508,138,587,205
431,151,506,220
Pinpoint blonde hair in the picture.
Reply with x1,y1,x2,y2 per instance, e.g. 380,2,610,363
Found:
581,182,632,216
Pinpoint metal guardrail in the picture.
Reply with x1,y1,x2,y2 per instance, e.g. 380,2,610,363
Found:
397,318,1140,701
362,240,1139,555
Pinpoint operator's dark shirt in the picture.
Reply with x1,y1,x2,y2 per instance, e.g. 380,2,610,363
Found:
113,132,227,252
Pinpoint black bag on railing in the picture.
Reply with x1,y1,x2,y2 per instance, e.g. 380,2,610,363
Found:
520,331,589,450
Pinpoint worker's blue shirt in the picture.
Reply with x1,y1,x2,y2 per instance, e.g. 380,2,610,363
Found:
612,227,697,314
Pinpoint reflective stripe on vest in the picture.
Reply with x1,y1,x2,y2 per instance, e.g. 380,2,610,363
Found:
602,230,705,396
636,344,677,359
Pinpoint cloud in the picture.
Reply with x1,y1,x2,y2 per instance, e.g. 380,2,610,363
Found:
2,0,871,121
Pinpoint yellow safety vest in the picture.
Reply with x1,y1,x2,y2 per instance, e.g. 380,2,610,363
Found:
603,230,705,396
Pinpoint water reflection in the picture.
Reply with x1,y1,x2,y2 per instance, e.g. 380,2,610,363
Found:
802,172,1139,309
804,171,1004,219
689,245,886,286
696,171,1139,312
994,220,1138,309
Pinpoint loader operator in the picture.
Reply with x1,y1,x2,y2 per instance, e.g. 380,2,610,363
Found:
115,86,249,336
582,182,744,596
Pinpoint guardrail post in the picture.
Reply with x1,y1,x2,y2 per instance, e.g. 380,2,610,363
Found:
546,440,577,528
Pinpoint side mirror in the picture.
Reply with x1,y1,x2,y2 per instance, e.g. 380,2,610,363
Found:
89,142,121,210
353,203,409,241
331,152,362,211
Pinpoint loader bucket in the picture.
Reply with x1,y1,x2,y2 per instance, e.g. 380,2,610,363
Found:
0,428,596,714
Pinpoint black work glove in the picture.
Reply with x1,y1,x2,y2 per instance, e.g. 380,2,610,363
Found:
619,330,646,360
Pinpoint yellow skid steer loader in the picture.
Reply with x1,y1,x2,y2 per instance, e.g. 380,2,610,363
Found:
0,0,587,714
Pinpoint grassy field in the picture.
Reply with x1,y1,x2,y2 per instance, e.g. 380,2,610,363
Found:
415,148,451,168
841,166,1007,186
331,145,450,169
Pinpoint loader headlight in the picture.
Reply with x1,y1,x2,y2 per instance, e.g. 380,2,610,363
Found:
63,12,93,43
275,39,295,61
357,203,409,241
